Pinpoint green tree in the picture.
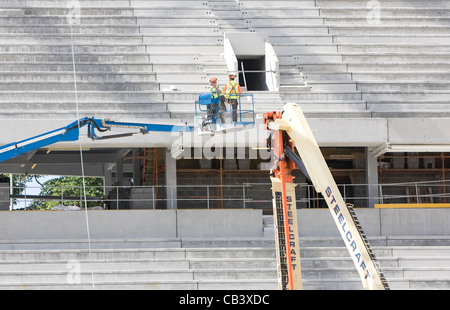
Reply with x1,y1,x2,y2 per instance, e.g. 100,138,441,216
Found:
31,176,104,210
0,174,36,208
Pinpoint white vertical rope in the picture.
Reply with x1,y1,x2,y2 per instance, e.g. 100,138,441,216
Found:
68,2,95,290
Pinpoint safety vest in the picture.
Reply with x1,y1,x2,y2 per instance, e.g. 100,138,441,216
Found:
225,81,240,100
209,86,220,99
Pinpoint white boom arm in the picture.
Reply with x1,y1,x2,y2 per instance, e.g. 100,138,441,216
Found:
273,103,388,290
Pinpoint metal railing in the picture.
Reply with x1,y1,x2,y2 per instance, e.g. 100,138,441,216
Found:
4,179,450,211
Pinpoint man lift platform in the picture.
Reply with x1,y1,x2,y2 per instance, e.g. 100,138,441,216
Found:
195,92,255,134
264,102,389,290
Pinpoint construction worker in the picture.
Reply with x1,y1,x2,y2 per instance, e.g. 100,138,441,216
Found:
223,74,241,123
209,77,226,124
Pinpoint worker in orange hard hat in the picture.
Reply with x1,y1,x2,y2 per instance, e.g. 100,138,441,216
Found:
209,77,226,123
223,73,241,123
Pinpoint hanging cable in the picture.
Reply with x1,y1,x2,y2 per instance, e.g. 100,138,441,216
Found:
68,1,95,290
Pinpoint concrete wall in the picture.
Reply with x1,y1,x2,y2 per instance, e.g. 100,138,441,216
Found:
0,209,263,240
298,208,450,237
0,208,448,241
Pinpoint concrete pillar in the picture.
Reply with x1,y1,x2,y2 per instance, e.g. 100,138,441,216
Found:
115,158,124,186
104,167,112,188
366,147,379,208
0,183,9,211
165,148,177,209
132,149,142,186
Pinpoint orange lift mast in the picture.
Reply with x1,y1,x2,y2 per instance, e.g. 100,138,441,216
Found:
264,110,303,290
264,103,389,290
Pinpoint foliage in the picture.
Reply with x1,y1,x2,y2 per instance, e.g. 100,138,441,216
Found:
30,176,104,210
0,174,9,183
0,174,36,207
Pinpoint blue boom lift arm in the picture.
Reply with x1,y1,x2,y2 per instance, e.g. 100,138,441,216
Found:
0,117,194,162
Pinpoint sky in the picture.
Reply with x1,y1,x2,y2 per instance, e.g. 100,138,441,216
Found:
13,175,59,210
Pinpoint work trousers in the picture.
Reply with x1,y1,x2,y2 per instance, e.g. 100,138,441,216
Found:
228,98,238,122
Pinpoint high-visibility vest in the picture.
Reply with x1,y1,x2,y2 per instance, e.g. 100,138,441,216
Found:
209,86,220,99
225,81,241,100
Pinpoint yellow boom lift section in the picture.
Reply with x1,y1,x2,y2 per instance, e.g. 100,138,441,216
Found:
264,103,389,290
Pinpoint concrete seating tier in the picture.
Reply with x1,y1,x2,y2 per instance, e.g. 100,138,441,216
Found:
0,2,167,120
316,0,450,118
3,0,429,121
0,236,448,289
238,0,450,118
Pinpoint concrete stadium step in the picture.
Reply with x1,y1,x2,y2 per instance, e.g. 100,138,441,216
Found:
320,7,450,18
0,280,200,290
143,34,224,45
342,53,450,64
287,100,368,112
0,270,198,283
329,26,450,35
0,53,150,63
155,72,211,83
0,0,131,7
293,63,348,72
139,26,219,35
0,16,138,25
368,101,450,115
296,72,352,81
239,0,316,8
0,63,154,72
338,44,450,54
146,44,223,54
279,54,343,64
242,8,320,18
0,25,140,35
246,18,324,26
250,26,329,35
281,91,362,101
269,35,333,45
347,63,450,72
0,101,168,112
0,111,172,120
133,9,211,18
0,72,156,82
0,247,276,261
302,255,450,269
357,82,450,92
362,90,450,102
189,259,275,270
2,7,133,16
0,109,170,119
274,44,339,54
303,81,357,92
0,82,159,92
136,17,216,26
0,91,164,102
149,53,218,63
0,260,190,272
0,279,278,290
316,0,450,8
0,44,148,54
333,35,450,44
325,17,450,26
0,34,144,45
152,63,208,73
131,1,208,9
